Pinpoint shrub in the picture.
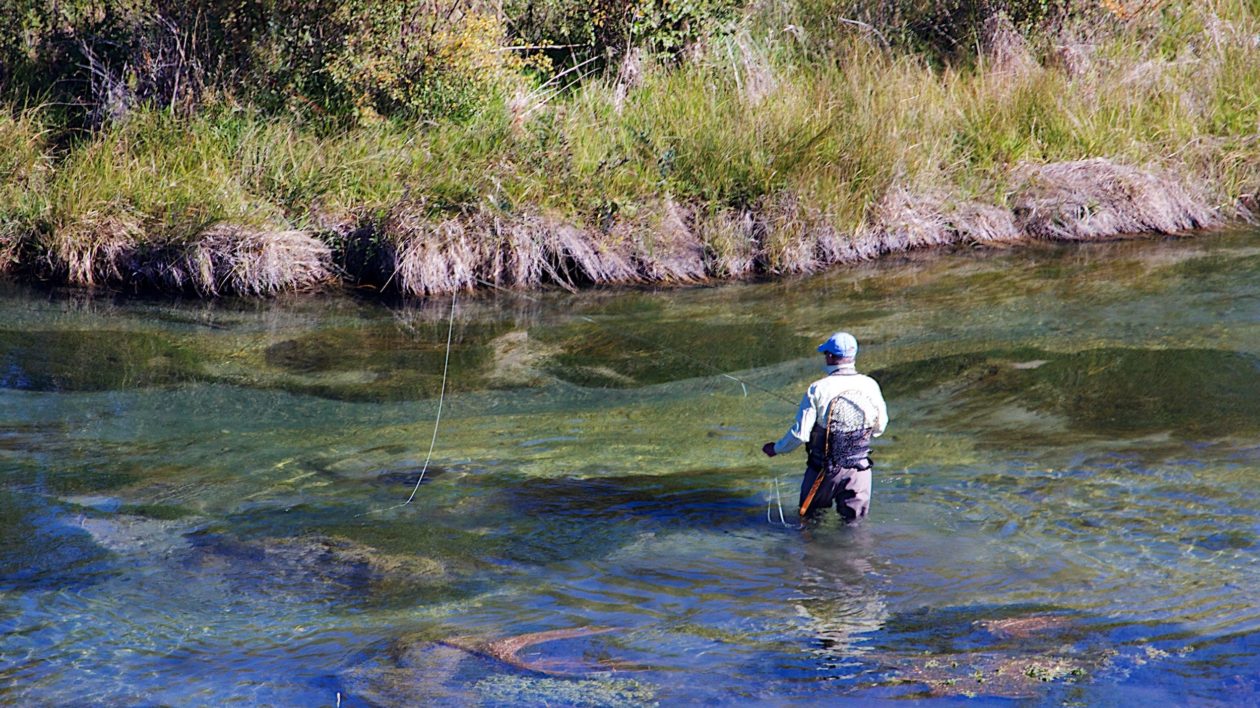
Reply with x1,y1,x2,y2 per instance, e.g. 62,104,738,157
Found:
0,0,527,124
785,0,1109,62
503,0,742,72
327,0,524,122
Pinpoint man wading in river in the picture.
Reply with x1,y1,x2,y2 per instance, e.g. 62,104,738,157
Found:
763,332,888,521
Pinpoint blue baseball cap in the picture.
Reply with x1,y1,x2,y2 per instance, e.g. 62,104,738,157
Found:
817,332,858,358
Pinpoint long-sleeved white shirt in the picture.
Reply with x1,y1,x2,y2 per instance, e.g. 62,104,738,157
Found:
774,366,888,455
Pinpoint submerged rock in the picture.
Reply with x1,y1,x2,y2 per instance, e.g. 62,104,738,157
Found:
342,641,471,705
889,651,1091,698
439,626,621,676
484,329,557,388
979,614,1077,639
72,512,448,601
184,532,447,595
857,608,1110,699
77,513,193,558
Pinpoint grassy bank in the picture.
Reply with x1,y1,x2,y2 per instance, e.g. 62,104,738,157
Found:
0,1,1257,297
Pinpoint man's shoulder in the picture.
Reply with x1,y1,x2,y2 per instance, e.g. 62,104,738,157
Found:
815,372,883,396
814,371,877,384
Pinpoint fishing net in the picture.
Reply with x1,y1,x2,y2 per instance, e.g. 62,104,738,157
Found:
821,391,876,470
799,390,878,516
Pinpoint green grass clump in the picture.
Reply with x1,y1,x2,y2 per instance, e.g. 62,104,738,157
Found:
0,109,52,270
1,1,1258,294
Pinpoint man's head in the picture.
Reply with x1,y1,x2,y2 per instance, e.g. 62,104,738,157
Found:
817,332,858,365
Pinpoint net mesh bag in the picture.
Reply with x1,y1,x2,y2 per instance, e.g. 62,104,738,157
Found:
822,391,875,471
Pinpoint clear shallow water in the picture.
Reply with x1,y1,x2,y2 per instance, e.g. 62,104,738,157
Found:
1,230,1259,705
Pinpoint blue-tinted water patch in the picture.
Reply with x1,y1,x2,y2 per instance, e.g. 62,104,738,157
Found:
0,491,113,592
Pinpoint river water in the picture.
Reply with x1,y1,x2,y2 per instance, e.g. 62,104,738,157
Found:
1,229,1258,705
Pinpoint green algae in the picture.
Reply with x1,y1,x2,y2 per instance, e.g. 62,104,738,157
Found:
116,503,198,520
490,469,763,563
532,319,812,388
876,347,1260,439
1167,251,1260,283
1020,348,1260,436
0,329,203,392
259,322,505,401
41,465,143,496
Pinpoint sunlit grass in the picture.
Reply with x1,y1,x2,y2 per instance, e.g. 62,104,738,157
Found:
1,0,1257,291
0,109,52,269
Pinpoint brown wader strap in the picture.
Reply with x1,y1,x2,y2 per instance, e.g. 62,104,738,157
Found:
798,403,836,516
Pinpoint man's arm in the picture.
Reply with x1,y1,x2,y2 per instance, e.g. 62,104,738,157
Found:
870,380,889,437
764,389,815,456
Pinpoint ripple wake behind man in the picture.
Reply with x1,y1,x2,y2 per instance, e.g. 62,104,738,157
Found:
763,332,889,522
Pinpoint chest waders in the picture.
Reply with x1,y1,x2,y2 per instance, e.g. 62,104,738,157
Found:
798,392,874,517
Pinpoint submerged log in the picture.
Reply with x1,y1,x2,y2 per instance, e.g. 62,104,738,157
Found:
341,625,629,705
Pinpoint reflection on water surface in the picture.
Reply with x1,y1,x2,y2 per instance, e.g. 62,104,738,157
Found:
1,230,1259,704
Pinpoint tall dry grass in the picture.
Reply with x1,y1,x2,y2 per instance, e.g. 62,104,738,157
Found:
0,0,1256,295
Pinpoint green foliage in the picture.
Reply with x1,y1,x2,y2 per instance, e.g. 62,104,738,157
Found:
0,0,527,123
630,0,742,56
1,0,1259,290
0,109,49,267
503,0,741,81
787,0,1107,62
327,1,523,122
0,0,744,125
503,0,638,64
0,110,48,209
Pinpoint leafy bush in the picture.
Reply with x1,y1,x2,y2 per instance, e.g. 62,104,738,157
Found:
0,0,527,124
504,0,742,71
327,0,523,122
787,0,1108,61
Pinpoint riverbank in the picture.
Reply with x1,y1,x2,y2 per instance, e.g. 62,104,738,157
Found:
0,1,1256,297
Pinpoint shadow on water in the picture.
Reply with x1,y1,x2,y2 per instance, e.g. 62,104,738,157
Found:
869,604,1089,655
489,468,768,563
0,491,112,592
0,422,150,496
128,467,769,612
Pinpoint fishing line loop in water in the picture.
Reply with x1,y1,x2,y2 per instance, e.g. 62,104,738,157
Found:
358,293,457,516
404,291,457,504
766,475,796,528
